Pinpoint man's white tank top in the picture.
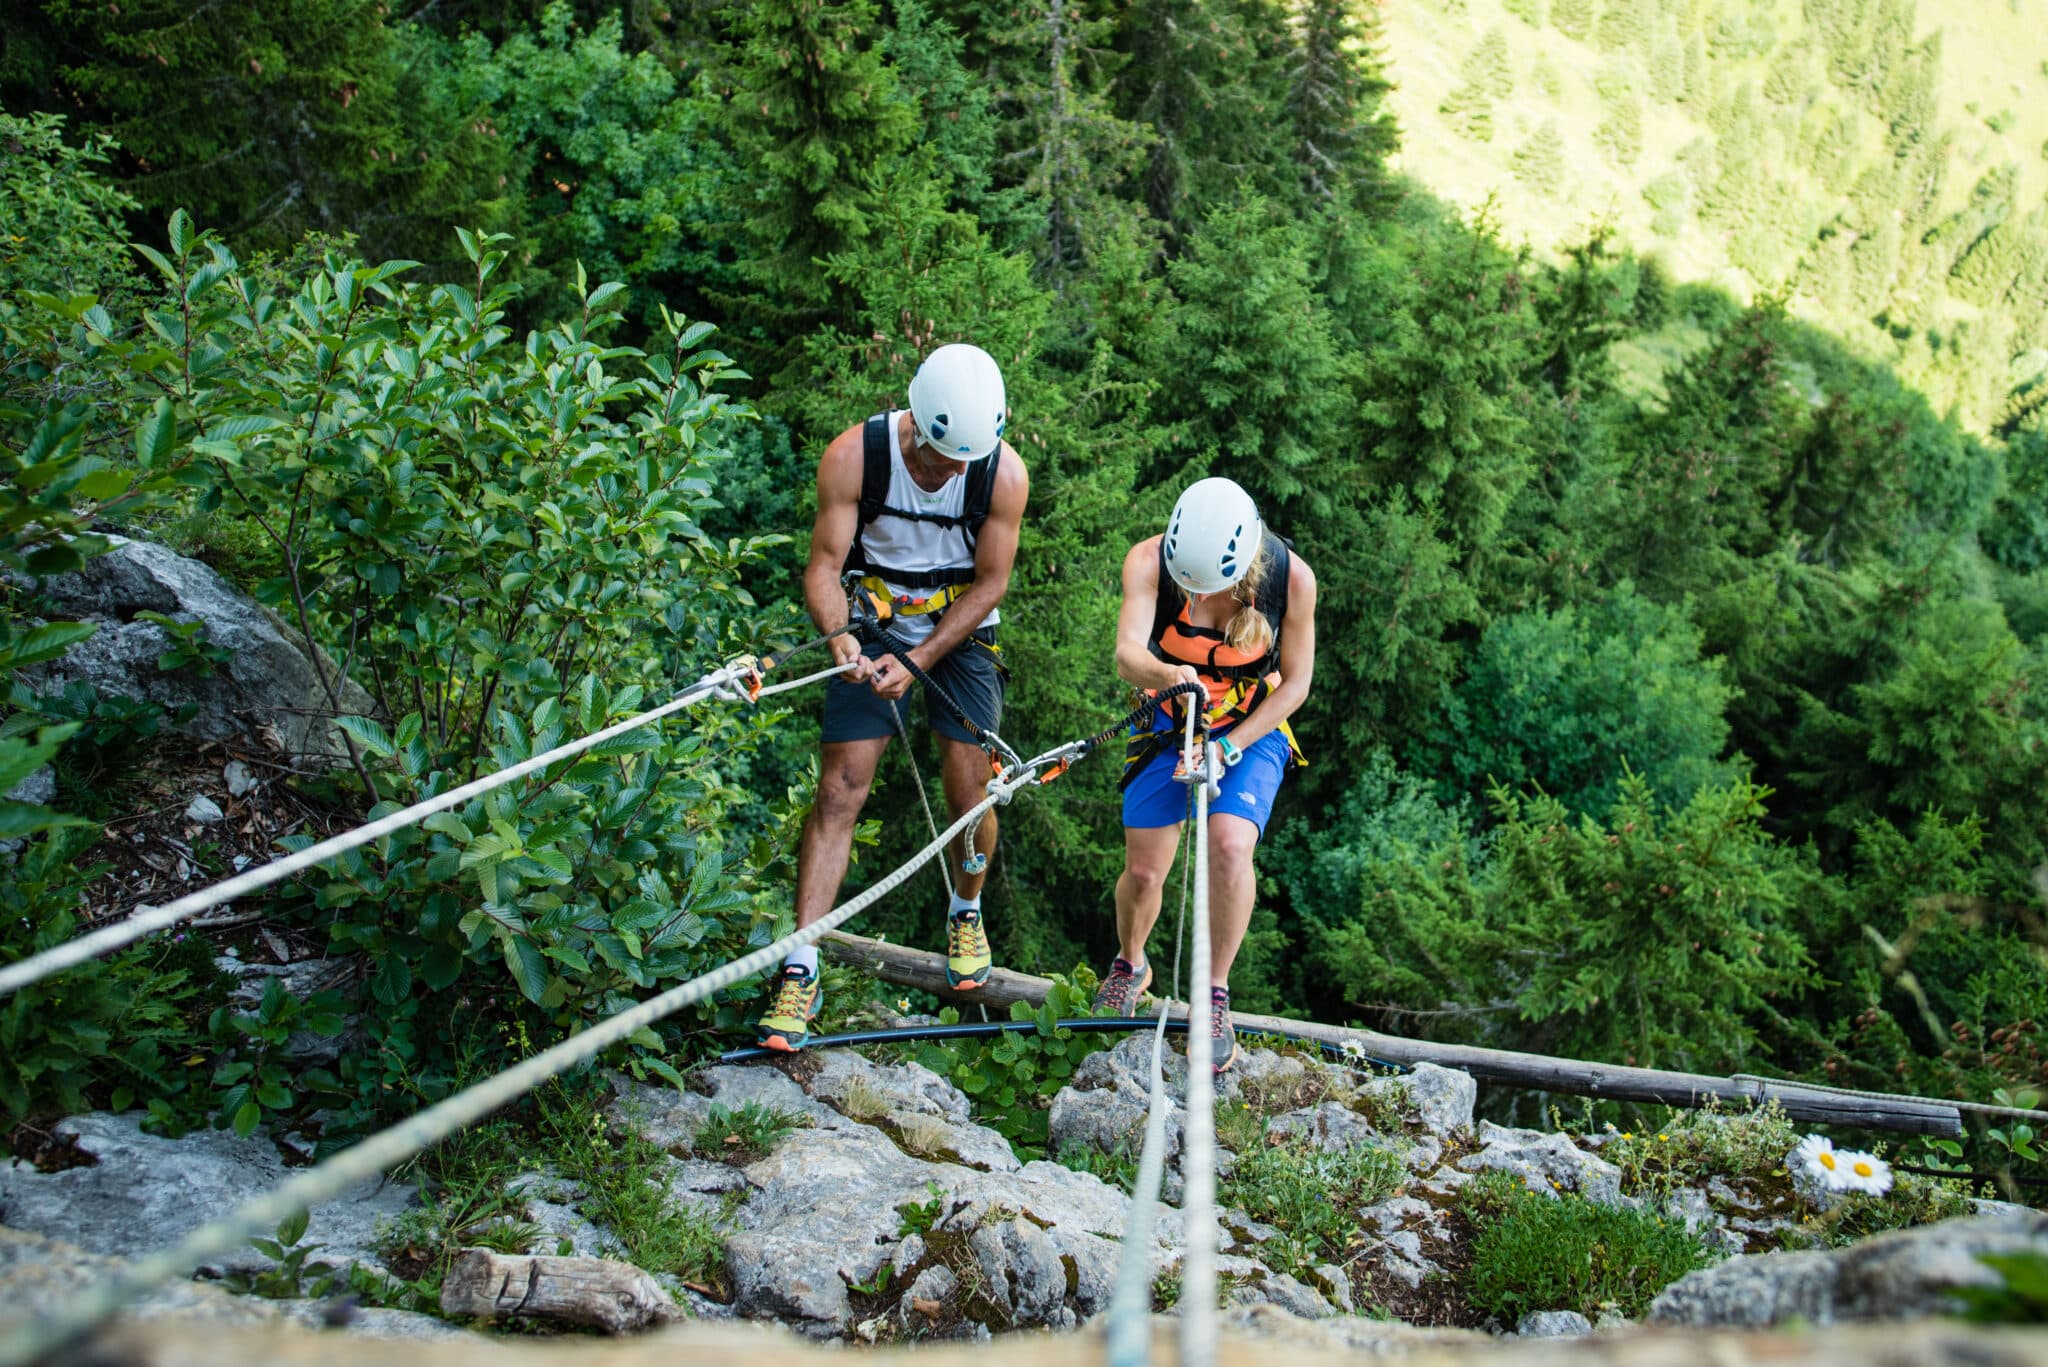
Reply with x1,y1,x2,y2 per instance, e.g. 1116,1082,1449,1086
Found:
859,410,999,646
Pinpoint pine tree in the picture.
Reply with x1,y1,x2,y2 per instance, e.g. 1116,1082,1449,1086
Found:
1649,24,1684,103
1115,0,1292,236
1465,27,1515,99
1595,0,1647,53
715,0,919,321
1512,121,1567,196
1552,0,1597,42
1595,95,1643,170
990,0,1153,284
1504,0,1545,27
1680,32,1706,104
1285,0,1399,214
1147,192,1350,506
1439,82,1495,143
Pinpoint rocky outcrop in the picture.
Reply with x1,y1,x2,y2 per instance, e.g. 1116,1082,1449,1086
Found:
1456,1120,1626,1205
1650,1209,2048,1327
28,536,374,762
0,1112,415,1276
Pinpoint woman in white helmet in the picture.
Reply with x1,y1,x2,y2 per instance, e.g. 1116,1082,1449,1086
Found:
1091,476,1316,1073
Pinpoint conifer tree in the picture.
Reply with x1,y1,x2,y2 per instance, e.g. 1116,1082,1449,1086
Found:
1595,0,1647,54
1503,0,1545,27
1551,0,1597,42
1467,28,1515,99
1649,24,1684,103
715,0,919,321
1595,93,1643,169
1115,0,1291,236
1512,122,1567,196
1285,0,1399,214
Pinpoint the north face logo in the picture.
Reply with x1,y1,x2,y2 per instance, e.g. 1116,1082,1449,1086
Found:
1239,791,1257,806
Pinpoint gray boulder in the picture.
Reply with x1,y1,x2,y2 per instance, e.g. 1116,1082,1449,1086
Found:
1049,1034,1185,1166
1456,1120,1626,1205
29,536,374,762
0,1112,414,1276
1358,1061,1476,1140
1517,1309,1593,1337
1650,1210,2048,1327
1266,1100,1386,1153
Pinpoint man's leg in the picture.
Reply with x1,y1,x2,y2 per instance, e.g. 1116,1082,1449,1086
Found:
760,735,887,1052
793,737,890,928
937,735,996,899
937,734,996,988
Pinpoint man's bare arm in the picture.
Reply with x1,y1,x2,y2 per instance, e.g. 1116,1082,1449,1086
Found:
805,425,871,676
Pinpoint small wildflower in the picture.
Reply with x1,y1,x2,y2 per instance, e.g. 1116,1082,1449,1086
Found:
1836,1149,1894,1196
1657,1133,1669,1142
896,997,911,1013
1789,1134,1853,1203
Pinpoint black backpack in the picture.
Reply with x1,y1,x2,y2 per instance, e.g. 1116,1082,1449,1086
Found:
841,412,1002,591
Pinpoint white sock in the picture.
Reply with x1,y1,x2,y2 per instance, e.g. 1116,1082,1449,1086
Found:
949,892,982,919
1124,952,1147,973
786,945,819,976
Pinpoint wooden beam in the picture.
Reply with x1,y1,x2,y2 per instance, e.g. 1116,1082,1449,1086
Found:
440,1251,679,1334
822,931,1970,1137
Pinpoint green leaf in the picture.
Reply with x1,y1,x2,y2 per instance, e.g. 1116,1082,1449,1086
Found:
278,1207,311,1247
232,1101,262,1137
504,937,549,1004
370,954,413,1006
135,397,174,467
332,715,396,758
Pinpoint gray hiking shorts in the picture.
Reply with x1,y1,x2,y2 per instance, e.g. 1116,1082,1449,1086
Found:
821,629,1006,746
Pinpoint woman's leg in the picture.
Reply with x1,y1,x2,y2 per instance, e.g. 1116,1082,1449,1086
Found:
1205,812,1261,988
1115,822,1184,965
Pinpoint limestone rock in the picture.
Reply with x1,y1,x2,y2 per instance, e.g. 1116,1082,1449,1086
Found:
1361,1061,1477,1140
1518,1309,1594,1337
1651,1210,2048,1327
1456,1120,1625,1205
0,1112,413,1276
29,536,375,763
1266,1101,1385,1153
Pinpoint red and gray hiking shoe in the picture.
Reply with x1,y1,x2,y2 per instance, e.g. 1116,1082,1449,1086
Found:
1205,986,1238,1074
1091,956,1152,1016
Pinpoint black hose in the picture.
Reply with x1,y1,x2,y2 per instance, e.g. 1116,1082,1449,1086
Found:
717,1015,1413,1071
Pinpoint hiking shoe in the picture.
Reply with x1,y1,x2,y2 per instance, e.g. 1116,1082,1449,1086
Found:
756,964,821,1052
946,909,992,989
1204,987,1238,1074
1091,956,1152,1016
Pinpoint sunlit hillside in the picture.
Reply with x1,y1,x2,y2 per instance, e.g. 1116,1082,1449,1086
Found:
1379,0,2048,426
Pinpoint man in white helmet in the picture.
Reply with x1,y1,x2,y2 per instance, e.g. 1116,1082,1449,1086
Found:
756,343,1031,1051
1093,476,1316,1073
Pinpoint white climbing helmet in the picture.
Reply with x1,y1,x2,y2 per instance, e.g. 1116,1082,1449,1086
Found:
1163,477,1264,595
908,343,1007,461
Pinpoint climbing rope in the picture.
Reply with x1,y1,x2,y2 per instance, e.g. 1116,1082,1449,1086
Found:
0,759,1058,1367
1178,708,1221,1367
0,641,859,1000
1106,702,1223,1367
886,695,957,900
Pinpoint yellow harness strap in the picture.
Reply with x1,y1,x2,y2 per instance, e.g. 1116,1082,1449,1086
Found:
858,576,970,619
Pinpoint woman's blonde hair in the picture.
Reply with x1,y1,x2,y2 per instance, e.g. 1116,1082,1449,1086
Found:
1223,540,1275,658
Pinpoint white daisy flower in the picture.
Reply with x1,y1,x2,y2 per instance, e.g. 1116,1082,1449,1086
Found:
1789,1134,1853,1202
1835,1149,1894,1196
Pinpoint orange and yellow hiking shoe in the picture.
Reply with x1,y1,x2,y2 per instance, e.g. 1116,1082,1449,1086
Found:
946,909,992,990
756,964,821,1052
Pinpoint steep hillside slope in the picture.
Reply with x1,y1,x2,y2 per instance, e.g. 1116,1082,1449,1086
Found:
1378,0,2048,426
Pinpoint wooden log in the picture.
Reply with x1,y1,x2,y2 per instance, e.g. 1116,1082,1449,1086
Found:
439,1250,678,1334
822,931,1971,1138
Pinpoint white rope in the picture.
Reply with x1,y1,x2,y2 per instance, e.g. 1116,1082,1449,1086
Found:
0,762,1052,1366
0,657,857,1000
1105,757,1198,1367
1181,713,1219,1367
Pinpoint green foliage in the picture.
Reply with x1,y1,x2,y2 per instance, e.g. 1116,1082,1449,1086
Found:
694,1100,805,1161
1512,123,1567,196
1221,1129,1404,1277
916,975,1109,1155
1,832,223,1122
1421,582,1737,819
1551,0,1596,42
210,974,348,1138
1306,773,1819,1072
0,110,139,301
1601,1101,1799,1195
1462,1180,1717,1320
135,612,231,678
226,1209,341,1300
896,1179,946,1238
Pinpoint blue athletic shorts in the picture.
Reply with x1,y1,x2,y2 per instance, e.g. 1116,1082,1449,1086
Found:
1121,713,1292,839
